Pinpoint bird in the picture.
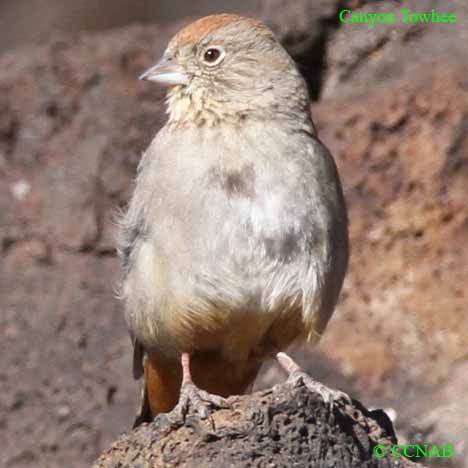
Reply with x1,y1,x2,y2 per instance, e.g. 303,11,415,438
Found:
117,14,349,426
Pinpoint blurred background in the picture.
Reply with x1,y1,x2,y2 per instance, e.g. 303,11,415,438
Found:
0,0,254,54
1,1,467,467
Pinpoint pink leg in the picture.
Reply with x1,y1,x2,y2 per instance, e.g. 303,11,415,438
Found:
172,352,230,420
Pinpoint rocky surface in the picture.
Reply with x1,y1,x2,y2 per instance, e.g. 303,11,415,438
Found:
0,0,254,54
94,381,410,468
1,1,467,467
315,60,468,468
0,24,175,468
323,0,468,99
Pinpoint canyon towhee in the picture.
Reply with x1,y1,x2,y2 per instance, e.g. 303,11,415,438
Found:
118,14,349,426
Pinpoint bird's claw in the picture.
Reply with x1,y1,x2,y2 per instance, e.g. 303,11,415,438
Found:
287,370,352,408
172,382,230,421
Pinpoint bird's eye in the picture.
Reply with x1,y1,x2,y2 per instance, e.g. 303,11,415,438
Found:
202,47,225,66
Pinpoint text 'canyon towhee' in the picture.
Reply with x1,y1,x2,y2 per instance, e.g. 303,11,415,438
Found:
117,14,349,426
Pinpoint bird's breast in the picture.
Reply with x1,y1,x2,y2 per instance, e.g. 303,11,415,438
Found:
122,122,343,360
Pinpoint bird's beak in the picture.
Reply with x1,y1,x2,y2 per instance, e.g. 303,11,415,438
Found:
138,57,188,86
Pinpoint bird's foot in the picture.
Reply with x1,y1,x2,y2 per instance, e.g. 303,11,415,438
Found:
277,352,352,408
173,381,230,421
160,352,231,429
287,370,352,406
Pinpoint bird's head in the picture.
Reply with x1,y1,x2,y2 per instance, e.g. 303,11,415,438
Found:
140,14,311,127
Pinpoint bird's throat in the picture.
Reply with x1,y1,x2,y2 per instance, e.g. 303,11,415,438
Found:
166,86,251,127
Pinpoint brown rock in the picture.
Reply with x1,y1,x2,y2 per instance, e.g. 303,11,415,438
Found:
94,382,413,468
0,24,175,467
323,0,468,99
310,62,468,468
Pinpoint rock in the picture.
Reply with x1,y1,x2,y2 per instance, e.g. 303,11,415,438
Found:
94,381,417,468
0,0,254,54
323,0,468,99
312,60,468,468
397,361,468,468
313,59,468,394
0,24,175,467
257,0,348,99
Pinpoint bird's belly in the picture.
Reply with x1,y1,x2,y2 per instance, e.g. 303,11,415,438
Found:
123,167,330,362
124,232,309,363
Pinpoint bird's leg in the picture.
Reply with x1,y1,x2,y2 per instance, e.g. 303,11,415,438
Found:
276,351,352,406
172,352,230,420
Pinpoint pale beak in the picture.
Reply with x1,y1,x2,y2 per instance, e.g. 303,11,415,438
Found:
138,57,188,86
